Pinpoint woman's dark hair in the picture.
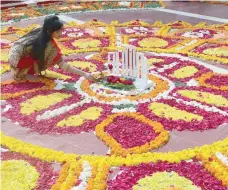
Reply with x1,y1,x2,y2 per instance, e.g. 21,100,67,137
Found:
20,15,63,73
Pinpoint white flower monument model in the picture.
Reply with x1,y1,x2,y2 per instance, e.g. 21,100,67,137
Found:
107,44,154,91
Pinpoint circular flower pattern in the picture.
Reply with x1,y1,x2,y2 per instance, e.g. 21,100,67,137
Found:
96,113,169,155
77,73,170,104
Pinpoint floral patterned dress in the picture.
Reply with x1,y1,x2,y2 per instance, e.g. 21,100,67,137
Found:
8,38,62,80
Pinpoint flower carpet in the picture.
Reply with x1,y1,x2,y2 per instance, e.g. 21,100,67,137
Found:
1,20,228,189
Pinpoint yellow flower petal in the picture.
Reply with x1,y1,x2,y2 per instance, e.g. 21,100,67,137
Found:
57,107,103,127
178,90,228,107
149,102,203,122
171,66,198,79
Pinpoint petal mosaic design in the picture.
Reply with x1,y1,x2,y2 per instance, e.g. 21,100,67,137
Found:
1,20,228,190
96,113,169,155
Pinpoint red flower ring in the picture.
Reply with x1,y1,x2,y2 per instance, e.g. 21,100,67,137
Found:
107,160,226,190
137,98,228,131
1,151,59,190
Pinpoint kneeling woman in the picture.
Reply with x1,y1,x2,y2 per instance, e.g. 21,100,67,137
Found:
8,15,94,81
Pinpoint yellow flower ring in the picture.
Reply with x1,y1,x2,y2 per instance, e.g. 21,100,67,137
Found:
1,78,55,100
96,112,169,156
196,72,228,91
80,74,169,103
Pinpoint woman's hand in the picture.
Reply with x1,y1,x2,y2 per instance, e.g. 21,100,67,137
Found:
83,73,95,81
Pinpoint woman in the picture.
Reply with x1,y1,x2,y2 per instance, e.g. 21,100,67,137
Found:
8,15,94,81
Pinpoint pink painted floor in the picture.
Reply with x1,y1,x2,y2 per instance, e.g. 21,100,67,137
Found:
1,2,228,156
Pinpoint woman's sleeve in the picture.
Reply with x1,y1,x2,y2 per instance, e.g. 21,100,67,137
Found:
45,41,63,67
8,43,24,67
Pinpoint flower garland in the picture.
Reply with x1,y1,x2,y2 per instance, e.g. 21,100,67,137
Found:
1,132,79,163
51,162,71,190
1,78,55,100
96,113,169,156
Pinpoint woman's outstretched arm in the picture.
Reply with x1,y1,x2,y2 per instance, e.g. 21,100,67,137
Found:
58,62,94,81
